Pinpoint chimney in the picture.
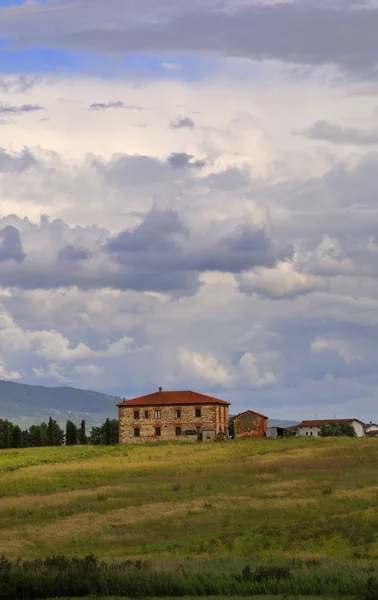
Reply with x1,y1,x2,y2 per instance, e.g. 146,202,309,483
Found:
158,386,163,392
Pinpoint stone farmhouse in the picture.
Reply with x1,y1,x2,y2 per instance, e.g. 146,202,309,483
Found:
117,388,230,443
293,418,365,437
233,409,268,438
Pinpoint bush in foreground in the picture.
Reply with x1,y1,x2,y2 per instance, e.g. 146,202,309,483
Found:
0,554,377,598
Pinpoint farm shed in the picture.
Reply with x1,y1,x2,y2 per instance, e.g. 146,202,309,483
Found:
234,409,268,438
266,426,285,439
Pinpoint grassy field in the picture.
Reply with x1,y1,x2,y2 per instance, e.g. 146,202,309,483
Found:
0,436,378,561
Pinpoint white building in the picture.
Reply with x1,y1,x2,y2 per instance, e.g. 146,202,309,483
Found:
364,423,378,436
295,419,365,438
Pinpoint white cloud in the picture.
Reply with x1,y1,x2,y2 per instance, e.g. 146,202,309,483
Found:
178,348,232,385
238,260,327,299
239,352,277,388
311,336,361,365
0,361,21,380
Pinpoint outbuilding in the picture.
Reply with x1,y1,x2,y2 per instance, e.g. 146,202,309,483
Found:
233,409,268,438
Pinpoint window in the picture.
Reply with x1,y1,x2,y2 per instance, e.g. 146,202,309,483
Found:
134,428,140,437
224,407,227,421
154,410,161,419
195,408,202,418
155,427,161,437
134,410,140,420
310,432,313,436
176,426,181,436
175,409,181,419
144,410,149,419
306,432,308,436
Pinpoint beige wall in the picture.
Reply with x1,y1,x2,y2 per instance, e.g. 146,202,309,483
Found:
298,421,365,437
119,403,229,443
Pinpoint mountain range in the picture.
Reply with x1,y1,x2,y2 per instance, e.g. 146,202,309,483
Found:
0,379,299,429
0,379,119,427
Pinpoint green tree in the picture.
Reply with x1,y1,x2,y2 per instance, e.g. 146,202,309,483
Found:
78,420,87,445
319,422,343,437
89,419,119,445
47,417,54,446
11,425,22,448
1,420,11,449
28,425,44,447
105,418,111,445
66,420,78,446
21,429,29,448
340,422,357,437
228,415,235,439
41,419,64,446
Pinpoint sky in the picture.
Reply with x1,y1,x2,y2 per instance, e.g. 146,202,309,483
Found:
1,0,378,421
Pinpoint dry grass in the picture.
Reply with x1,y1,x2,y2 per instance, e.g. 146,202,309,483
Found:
0,437,378,560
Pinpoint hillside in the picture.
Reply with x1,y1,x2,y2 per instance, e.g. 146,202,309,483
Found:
0,379,119,427
1,436,377,561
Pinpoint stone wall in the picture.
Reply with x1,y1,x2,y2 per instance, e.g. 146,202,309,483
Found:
234,412,267,438
119,403,229,443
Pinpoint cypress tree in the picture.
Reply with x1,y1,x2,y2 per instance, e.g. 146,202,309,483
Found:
3,420,10,449
78,420,87,445
66,420,78,446
35,426,44,447
11,425,22,449
105,418,111,445
48,417,54,446
21,429,29,448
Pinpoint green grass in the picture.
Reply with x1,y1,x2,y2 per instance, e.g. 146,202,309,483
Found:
0,437,378,561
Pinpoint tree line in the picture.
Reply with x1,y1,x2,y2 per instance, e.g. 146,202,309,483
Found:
0,417,119,449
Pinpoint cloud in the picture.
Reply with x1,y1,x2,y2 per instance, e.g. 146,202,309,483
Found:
168,152,205,168
89,101,142,111
0,148,37,173
178,348,232,385
3,2,378,76
239,352,277,389
238,261,327,299
0,226,25,263
58,245,92,262
0,361,22,381
0,75,41,94
0,103,43,115
162,62,182,71
170,116,195,129
0,208,282,296
311,337,361,365
301,120,378,145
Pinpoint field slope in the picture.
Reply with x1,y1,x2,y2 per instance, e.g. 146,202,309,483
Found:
0,436,377,561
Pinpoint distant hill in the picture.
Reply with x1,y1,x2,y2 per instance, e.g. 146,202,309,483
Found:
0,380,120,427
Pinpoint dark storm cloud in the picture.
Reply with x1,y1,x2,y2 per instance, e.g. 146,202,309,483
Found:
3,2,378,76
168,152,205,168
0,226,25,263
0,103,44,115
300,120,378,145
89,101,142,111
0,208,282,295
170,116,195,129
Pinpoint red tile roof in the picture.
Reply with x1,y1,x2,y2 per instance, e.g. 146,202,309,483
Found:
297,418,363,427
117,389,231,407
